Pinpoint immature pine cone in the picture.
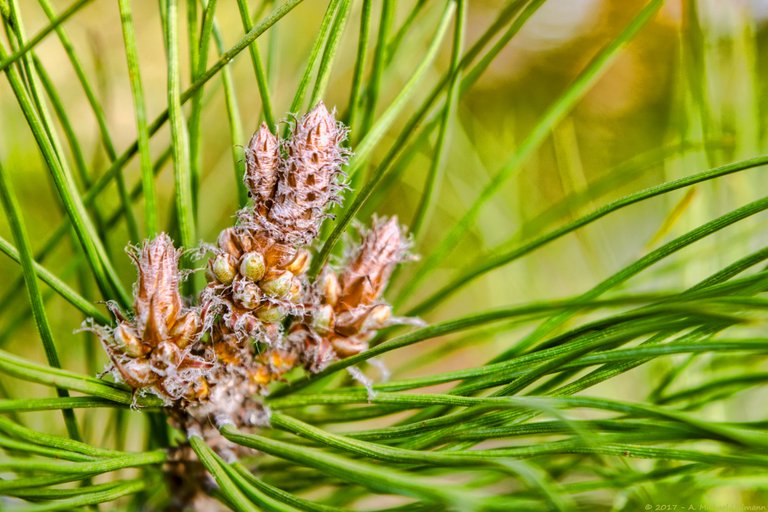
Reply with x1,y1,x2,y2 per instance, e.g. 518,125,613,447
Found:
90,234,209,403
87,104,413,450
284,216,411,372
265,102,347,245
201,102,347,346
244,123,279,216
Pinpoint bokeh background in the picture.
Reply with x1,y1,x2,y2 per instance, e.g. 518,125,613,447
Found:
2,0,768,506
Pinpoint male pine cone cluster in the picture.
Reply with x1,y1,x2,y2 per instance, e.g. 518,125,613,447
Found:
88,103,410,429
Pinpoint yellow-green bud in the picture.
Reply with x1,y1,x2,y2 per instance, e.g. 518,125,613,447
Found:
259,270,294,298
212,254,236,285
239,251,266,282
311,304,335,335
256,304,286,323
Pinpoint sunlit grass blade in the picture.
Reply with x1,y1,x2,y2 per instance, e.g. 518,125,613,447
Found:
357,0,392,137
209,5,249,206
0,19,130,308
0,236,109,322
503,195,768,358
221,425,483,509
345,0,372,141
397,0,664,304
36,0,139,242
118,0,159,236
0,0,302,304
232,463,346,512
286,0,341,119
235,0,275,130
0,348,163,407
6,479,145,512
309,0,351,107
189,434,261,512
0,161,82,441
407,154,768,315
0,0,92,72
310,1,455,276
164,0,196,249
410,0,465,238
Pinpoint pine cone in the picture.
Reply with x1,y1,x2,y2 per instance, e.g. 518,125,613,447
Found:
90,234,210,403
288,217,411,371
244,123,280,215
87,105,413,454
201,103,346,346
240,102,348,246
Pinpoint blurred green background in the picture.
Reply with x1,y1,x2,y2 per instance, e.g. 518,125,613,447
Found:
2,1,768,505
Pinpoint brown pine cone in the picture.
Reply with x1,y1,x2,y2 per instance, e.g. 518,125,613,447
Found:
88,234,210,403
